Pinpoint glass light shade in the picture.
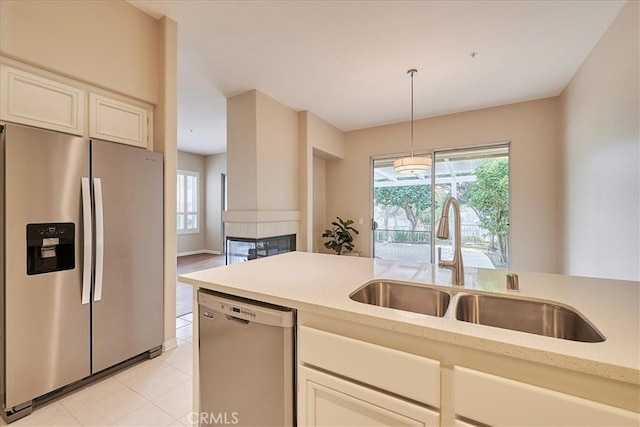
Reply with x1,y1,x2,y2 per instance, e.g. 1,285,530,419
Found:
393,156,432,174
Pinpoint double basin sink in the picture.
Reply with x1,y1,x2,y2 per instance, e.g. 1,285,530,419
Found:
350,281,605,343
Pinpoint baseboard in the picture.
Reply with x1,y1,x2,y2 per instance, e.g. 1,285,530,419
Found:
202,249,222,255
177,249,222,257
163,337,178,352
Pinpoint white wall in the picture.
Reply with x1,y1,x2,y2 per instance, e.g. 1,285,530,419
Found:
205,153,227,253
327,98,561,273
177,151,207,254
560,1,639,281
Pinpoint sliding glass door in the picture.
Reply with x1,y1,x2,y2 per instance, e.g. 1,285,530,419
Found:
372,157,434,263
434,145,510,269
372,144,510,269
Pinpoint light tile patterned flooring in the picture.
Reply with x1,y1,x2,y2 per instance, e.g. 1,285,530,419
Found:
3,314,195,427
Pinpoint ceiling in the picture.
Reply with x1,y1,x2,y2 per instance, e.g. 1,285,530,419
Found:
129,1,624,156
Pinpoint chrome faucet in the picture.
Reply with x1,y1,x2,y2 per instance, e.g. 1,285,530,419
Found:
436,197,465,286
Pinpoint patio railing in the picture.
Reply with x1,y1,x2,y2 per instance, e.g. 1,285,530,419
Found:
374,224,488,245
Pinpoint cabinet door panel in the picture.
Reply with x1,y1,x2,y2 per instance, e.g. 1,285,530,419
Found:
299,366,438,427
89,93,148,148
299,326,440,407
453,419,479,427
0,65,85,135
454,366,640,426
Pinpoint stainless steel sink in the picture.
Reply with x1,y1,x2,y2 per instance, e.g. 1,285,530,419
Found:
349,281,451,317
455,294,605,342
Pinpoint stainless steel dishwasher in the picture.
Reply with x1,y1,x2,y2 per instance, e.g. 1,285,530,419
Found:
198,289,295,426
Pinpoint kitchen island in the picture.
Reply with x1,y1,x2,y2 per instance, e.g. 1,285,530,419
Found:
179,251,640,426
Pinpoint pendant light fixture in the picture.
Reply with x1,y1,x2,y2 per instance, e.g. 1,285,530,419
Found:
393,69,432,174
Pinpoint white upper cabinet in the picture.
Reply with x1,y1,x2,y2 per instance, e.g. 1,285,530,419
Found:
89,93,148,148
0,65,86,136
1,62,152,148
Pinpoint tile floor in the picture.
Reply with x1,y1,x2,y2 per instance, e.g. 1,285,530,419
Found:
3,313,195,427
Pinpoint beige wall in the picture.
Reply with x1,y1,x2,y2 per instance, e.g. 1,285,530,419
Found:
150,17,178,348
298,112,311,250
177,151,207,254
307,112,345,159
298,111,345,251
313,157,327,253
1,1,178,346
205,153,227,253
327,98,561,273
560,1,639,281
0,0,159,104
256,91,299,211
226,90,299,213
226,91,257,211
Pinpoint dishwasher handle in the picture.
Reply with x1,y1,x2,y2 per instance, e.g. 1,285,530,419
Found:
225,315,250,325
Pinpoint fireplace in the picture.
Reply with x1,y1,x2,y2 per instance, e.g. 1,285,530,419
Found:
226,234,296,265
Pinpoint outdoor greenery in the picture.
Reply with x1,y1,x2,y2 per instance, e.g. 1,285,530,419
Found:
373,185,431,231
322,217,359,255
458,158,509,264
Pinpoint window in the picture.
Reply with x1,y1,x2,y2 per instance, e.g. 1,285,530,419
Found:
372,144,510,269
177,170,199,234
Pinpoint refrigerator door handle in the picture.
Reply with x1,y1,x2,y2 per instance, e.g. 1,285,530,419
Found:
94,177,104,302
81,177,92,305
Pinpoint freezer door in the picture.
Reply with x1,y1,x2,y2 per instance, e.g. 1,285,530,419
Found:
2,124,90,409
91,140,163,373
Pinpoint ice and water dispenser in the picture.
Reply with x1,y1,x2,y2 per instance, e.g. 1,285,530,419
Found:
26,223,75,275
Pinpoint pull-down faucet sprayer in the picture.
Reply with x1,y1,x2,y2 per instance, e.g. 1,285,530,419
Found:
436,197,465,286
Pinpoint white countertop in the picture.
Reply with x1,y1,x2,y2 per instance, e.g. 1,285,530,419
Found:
179,252,640,385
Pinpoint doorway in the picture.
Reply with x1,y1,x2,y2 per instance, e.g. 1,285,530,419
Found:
176,254,225,320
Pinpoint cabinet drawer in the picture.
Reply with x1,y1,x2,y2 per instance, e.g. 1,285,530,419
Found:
89,93,148,147
0,65,85,135
298,326,440,407
299,366,439,427
454,366,640,426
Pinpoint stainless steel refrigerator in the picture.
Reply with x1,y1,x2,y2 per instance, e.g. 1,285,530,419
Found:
0,123,164,421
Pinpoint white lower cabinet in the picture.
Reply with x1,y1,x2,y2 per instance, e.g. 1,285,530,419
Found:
299,366,439,427
298,326,440,407
297,326,440,426
454,366,640,426
296,322,639,427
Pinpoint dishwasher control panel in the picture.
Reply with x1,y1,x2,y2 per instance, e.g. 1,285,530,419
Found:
198,289,295,328
225,303,257,319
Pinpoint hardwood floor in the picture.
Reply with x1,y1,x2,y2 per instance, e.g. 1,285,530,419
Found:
177,253,226,274
176,253,226,317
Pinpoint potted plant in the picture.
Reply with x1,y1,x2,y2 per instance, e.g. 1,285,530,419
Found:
322,217,359,255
